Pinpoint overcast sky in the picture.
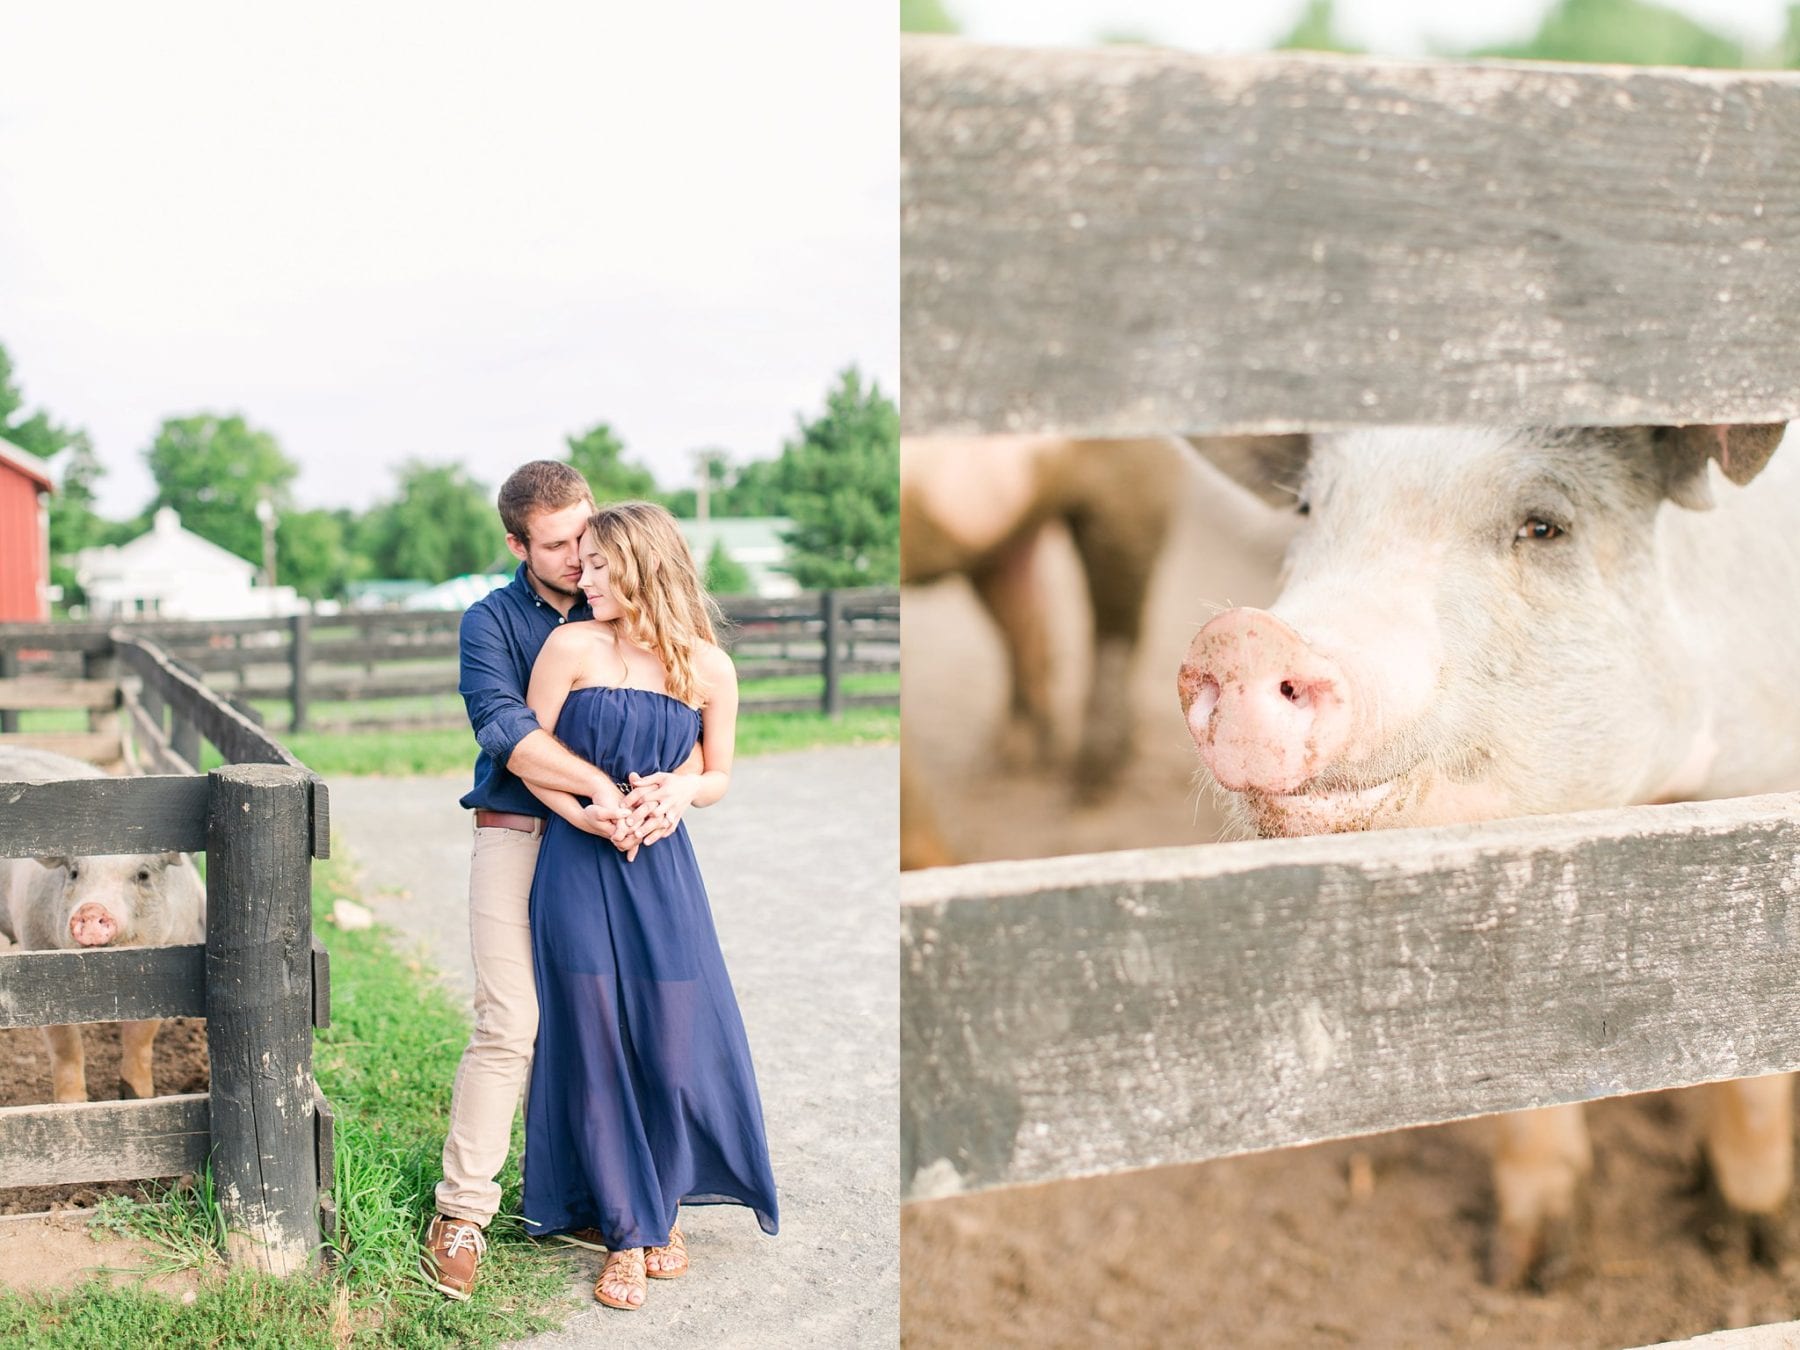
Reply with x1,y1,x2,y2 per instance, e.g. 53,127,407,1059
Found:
0,3,896,517
944,0,1790,56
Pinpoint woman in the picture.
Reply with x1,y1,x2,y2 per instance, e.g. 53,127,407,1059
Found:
519,501,778,1310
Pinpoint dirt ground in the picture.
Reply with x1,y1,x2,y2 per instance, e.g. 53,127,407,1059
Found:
899,458,1800,1349
0,1208,202,1301
0,1019,209,1217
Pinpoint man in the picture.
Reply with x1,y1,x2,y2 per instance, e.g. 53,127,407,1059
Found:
421,460,682,1299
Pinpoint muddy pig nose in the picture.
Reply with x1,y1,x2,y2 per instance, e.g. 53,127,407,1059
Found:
1177,607,1351,793
69,903,117,947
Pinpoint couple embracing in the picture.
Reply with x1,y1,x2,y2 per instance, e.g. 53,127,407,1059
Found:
420,461,778,1311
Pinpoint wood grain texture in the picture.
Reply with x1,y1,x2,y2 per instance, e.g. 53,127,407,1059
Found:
902,40,1800,437
310,934,330,1031
0,678,119,711
900,791,1800,1201
205,763,320,1274
0,1094,209,1188
0,775,209,857
0,731,123,763
0,944,205,1027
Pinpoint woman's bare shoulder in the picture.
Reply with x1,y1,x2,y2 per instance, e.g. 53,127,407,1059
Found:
538,619,612,662
694,640,736,692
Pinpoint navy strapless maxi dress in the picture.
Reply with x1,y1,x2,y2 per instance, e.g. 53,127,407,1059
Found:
522,685,778,1250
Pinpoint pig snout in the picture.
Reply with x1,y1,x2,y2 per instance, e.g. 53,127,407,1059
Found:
68,903,118,947
1179,608,1350,793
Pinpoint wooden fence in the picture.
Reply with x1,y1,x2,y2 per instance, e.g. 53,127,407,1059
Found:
899,32,1800,1229
0,588,899,733
0,632,332,1275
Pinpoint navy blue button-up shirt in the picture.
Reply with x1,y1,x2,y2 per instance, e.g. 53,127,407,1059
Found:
457,564,593,815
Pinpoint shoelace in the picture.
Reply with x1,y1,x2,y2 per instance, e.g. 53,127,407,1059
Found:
442,1223,486,1260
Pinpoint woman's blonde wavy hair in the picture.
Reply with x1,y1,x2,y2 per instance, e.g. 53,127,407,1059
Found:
585,501,722,708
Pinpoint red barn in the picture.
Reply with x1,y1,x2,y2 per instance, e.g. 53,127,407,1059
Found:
0,436,55,621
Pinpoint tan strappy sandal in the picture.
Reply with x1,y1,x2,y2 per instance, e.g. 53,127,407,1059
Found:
595,1247,647,1310
645,1224,688,1279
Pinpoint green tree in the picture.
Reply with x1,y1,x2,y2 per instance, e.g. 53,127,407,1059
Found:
1275,0,1364,54
716,456,786,518
774,368,900,588
0,342,111,606
1466,0,1742,67
1780,4,1800,65
901,0,958,34
277,508,361,600
703,539,753,596
358,461,504,583
143,413,299,563
565,422,660,502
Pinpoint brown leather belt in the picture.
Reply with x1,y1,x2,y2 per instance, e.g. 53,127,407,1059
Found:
474,810,544,835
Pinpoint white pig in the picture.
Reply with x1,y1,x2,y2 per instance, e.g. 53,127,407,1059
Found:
0,746,205,1103
1179,423,1799,1288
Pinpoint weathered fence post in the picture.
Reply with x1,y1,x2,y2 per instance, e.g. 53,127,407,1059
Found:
821,589,844,717
205,762,320,1275
0,646,17,734
289,612,312,733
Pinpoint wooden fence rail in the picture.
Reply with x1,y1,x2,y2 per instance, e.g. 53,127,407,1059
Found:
901,791,1800,1199
0,588,899,732
0,635,333,1276
901,40,1800,439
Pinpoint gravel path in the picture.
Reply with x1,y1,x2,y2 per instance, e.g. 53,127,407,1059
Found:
326,746,898,1349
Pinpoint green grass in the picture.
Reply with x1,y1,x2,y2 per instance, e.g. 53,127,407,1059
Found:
87,1171,228,1276
0,855,573,1347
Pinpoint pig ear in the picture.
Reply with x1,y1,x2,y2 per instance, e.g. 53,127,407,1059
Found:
33,854,69,871
157,852,182,868
1180,434,1312,508
1654,424,1786,511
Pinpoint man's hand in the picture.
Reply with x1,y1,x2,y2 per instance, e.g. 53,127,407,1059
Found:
576,797,644,862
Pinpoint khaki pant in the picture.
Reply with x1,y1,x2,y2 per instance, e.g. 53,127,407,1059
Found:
434,822,542,1226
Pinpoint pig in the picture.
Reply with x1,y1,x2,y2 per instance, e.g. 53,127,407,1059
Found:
1177,423,1799,1289
0,746,206,1104
903,435,1186,793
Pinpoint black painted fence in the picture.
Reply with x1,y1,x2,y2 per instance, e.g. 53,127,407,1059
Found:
0,588,899,733
0,632,333,1275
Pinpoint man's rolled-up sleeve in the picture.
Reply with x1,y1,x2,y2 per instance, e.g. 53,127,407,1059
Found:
460,607,540,768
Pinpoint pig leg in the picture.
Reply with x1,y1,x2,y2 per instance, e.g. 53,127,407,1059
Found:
1489,1104,1593,1289
1697,1073,1792,1264
970,526,1056,770
42,1024,88,1103
118,1018,161,1100
1066,508,1161,802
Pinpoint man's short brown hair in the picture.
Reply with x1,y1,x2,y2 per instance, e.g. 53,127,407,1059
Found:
498,461,593,541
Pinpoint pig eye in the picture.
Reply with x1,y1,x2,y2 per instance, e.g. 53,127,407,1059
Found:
66,864,79,880
136,867,152,883
1516,518,1564,542
1295,499,1311,517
